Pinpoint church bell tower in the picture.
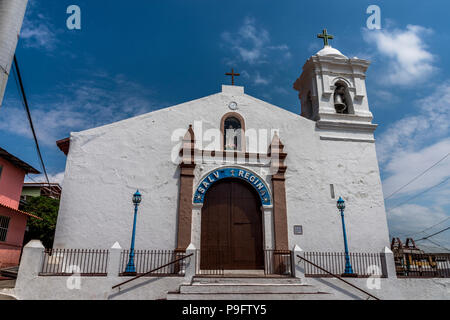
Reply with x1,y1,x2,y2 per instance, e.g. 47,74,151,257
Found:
293,29,377,142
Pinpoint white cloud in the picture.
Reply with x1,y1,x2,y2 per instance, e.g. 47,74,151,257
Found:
376,83,450,164
382,139,450,198
0,73,162,146
273,86,289,95
376,83,450,245
221,17,290,65
372,90,400,105
364,25,436,85
254,72,270,85
21,3,59,51
27,171,65,186
21,23,57,50
388,204,450,250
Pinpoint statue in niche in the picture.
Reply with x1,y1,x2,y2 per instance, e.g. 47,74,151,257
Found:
225,124,237,150
334,84,348,114
224,117,241,150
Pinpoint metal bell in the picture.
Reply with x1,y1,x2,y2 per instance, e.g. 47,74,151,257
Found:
334,87,348,113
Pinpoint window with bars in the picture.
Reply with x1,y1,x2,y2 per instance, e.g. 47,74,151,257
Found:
0,216,10,242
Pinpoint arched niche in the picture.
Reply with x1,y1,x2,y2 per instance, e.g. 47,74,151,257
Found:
333,79,354,114
220,112,246,151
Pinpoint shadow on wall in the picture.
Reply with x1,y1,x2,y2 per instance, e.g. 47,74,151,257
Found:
108,277,172,300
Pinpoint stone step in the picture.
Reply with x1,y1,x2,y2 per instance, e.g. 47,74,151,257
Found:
192,276,303,285
180,283,320,294
167,292,331,300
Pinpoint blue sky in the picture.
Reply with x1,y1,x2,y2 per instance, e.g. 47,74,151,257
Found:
0,0,449,251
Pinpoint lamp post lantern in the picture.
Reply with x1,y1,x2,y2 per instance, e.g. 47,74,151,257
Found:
125,190,142,275
337,197,355,277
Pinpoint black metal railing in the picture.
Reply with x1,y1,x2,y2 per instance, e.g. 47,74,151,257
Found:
296,254,380,300
304,252,387,278
39,248,109,276
113,253,193,289
264,250,292,276
394,253,450,278
196,249,225,276
195,249,293,277
119,249,184,276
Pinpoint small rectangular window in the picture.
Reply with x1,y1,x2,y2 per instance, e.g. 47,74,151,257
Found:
0,165,3,181
330,184,335,199
293,225,303,235
0,215,10,242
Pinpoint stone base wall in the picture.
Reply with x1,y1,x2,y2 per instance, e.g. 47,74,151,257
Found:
13,241,450,300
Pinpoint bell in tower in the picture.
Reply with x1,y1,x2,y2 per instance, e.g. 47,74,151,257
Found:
293,29,374,123
333,84,348,114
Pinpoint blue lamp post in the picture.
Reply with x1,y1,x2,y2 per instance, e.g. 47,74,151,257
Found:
125,190,142,275
337,197,355,276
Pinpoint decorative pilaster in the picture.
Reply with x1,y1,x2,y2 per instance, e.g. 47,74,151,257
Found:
269,133,289,251
176,125,196,252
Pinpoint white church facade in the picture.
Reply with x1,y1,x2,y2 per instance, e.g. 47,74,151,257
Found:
12,38,450,300
53,44,388,255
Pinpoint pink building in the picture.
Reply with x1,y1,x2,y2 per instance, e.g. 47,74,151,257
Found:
0,147,41,270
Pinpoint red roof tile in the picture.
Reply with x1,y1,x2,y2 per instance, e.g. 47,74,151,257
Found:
0,202,43,220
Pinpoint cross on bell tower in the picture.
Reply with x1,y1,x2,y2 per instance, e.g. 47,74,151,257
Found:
225,69,240,85
317,29,334,47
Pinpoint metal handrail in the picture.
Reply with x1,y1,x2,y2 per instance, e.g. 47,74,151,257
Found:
112,253,193,289
296,254,380,300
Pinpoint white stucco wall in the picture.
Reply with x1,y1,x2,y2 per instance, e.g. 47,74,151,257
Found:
53,84,389,253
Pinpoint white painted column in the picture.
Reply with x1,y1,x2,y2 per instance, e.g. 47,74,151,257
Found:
381,246,397,279
184,243,197,281
190,204,203,249
15,240,44,299
107,242,122,277
262,205,274,250
292,244,306,283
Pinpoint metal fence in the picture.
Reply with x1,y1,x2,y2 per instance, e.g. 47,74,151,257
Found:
394,253,450,278
40,248,109,276
195,249,225,276
195,249,293,277
264,250,292,276
119,250,185,276
303,252,387,278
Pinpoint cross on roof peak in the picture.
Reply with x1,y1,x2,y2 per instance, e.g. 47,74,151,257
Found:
317,29,334,47
225,68,240,86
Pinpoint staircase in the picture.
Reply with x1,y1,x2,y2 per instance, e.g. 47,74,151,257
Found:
166,276,330,300
0,266,19,279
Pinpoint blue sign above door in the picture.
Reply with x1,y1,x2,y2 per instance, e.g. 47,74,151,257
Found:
193,167,271,206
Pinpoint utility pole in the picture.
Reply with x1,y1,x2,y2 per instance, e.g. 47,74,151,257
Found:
0,0,28,109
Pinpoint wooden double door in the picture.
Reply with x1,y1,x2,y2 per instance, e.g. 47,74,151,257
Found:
200,178,264,270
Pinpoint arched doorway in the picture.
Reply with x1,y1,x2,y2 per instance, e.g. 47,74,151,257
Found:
200,178,264,270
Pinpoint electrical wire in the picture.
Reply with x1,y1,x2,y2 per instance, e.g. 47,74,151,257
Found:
12,55,52,195
415,226,450,242
384,152,450,201
386,176,450,212
398,216,450,238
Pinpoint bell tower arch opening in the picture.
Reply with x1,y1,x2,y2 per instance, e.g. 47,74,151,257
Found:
333,80,354,114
